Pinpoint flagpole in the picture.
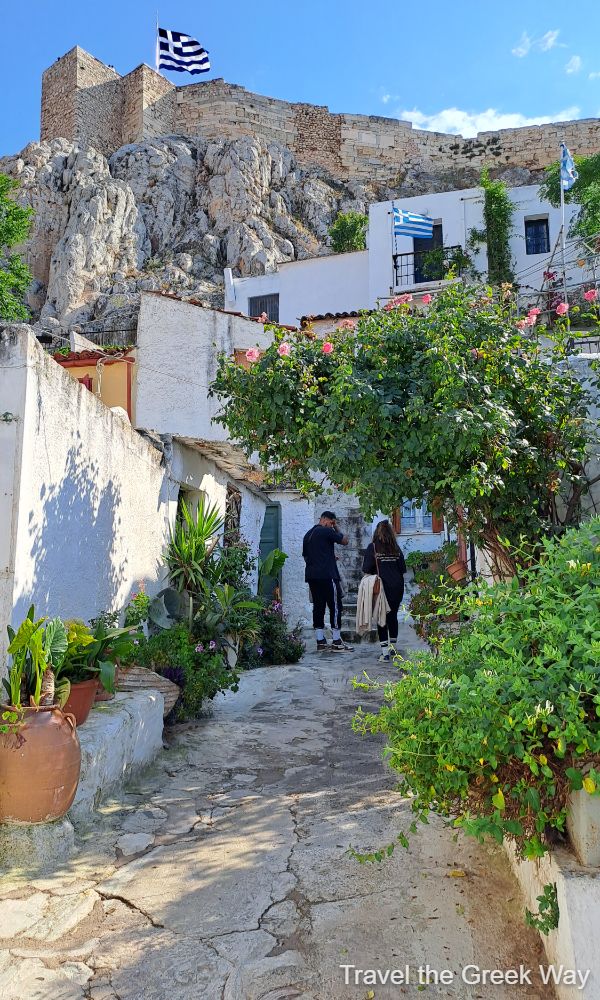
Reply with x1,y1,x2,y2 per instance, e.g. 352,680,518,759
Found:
559,141,568,304
155,11,160,73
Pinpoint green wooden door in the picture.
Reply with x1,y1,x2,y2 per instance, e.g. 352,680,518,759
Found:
259,503,282,599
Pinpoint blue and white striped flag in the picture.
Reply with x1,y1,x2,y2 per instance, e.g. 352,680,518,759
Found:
158,28,210,75
392,206,434,239
560,142,578,191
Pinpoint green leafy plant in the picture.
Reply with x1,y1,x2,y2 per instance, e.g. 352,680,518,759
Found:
539,152,600,243
328,211,368,253
56,618,138,699
212,282,598,579
258,547,288,595
525,883,559,935
479,169,515,285
166,497,224,596
239,599,305,668
124,588,151,628
0,173,33,321
353,520,600,871
3,608,68,708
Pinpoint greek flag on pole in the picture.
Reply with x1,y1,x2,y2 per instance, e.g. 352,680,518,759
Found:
560,142,578,191
158,28,210,75
392,206,434,239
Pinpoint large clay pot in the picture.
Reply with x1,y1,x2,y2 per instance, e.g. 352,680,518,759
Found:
118,665,180,717
63,678,99,726
0,705,81,823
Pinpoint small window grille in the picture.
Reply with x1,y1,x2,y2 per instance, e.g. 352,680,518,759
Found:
525,218,550,255
248,294,279,322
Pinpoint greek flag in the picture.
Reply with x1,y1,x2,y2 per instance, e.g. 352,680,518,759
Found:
392,206,434,239
158,28,210,75
560,142,578,191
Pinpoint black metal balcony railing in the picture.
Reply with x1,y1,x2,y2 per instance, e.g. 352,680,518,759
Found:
393,244,467,288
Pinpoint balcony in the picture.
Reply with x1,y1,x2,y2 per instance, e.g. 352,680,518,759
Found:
393,244,468,290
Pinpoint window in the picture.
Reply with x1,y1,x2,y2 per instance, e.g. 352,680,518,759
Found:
248,293,279,322
413,224,444,283
525,218,550,256
392,499,444,534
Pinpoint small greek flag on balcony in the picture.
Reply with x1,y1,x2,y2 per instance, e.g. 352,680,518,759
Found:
560,142,578,191
392,206,434,239
158,28,210,75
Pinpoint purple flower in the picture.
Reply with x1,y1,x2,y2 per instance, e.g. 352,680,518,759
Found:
195,643,205,653
133,639,140,646
209,640,217,651
257,647,264,656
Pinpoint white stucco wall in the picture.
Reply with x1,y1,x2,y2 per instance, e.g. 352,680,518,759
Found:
0,328,179,662
134,293,273,441
225,185,584,319
225,251,369,327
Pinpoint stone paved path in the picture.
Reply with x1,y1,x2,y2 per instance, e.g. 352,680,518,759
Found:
0,626,552,999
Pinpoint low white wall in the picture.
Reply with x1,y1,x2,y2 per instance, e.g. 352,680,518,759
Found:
269,491,316,626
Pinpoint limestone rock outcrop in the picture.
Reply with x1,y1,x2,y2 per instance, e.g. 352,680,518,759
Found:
0,132,538,339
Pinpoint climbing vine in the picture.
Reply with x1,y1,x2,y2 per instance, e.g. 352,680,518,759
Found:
469,169,515,286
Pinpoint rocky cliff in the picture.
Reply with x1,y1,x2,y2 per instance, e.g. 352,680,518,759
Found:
0,133,538,343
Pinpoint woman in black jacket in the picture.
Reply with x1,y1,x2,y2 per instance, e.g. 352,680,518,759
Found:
362,519,407,661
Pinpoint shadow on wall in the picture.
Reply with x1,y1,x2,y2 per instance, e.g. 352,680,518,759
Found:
13,438,128,624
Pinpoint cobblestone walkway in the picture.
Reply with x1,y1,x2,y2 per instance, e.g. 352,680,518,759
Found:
0,626,551,999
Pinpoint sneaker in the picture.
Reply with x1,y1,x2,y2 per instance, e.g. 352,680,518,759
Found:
331,640,354,652
316,639,330,652
378,652,391,663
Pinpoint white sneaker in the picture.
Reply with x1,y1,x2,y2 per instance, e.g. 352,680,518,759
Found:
378,652,391,662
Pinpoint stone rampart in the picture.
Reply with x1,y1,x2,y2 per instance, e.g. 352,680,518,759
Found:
41,47,600,181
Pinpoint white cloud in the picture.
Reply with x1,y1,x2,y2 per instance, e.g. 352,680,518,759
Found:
589,71,600,80
512,31,532,57
401,105,581,138
512,28,563,57
566,55,582,74
381,94,391,104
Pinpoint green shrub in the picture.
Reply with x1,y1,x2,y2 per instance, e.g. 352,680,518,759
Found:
355,519,600,861
128,624,239,720
240,599,305,668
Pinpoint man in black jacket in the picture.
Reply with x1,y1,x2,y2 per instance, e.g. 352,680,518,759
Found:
302,511,354,652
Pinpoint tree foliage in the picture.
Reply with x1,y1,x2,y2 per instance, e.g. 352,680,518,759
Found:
212,284,599,576
0,174,33,321
328,211,368,253
480,169,515,285
539,152,600,243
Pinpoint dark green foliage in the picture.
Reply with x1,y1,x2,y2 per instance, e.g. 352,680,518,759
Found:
239,599,305,668
539,152,600,242
129,624,239,720
0,174,33,321
212,282,597,578
480,169,515,285
525,883,559,935
354,520,600,864
328,211,368,253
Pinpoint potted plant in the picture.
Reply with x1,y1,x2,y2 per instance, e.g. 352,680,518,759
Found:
0,609,81,824
56,619,138,725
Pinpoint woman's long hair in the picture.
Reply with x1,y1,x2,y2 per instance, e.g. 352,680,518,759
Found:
373,519,400,555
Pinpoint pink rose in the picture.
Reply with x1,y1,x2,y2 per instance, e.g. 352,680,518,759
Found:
528,307,541,317
258,312,269,323
516,319,527,330
526,313,537,326
337,318,356,329
277,342,292,357
584,289,598,302
421,294,433,305
398,293,413,304
555,302,569,316
245,348,261,363
322,341,334,354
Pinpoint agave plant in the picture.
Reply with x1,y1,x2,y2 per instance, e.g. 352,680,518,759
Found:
165,497,224,596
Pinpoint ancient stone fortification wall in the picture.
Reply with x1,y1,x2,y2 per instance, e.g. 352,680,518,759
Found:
41,48,600,181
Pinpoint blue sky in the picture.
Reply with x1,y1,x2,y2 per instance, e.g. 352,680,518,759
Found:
2,0,600,156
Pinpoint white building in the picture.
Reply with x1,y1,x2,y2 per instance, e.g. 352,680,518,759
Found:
225,185,582,326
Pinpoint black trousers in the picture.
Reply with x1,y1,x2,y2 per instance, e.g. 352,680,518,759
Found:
309,579,343,630
377,590,402,643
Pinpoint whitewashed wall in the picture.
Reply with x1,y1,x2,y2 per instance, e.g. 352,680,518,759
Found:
135,293,273,441
0,327,179,663
225,251,369,327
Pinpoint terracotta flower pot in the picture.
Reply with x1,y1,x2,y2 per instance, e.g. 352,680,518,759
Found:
95,667,120,703
63,678,99,726
0,704,81,824
446,559,468,582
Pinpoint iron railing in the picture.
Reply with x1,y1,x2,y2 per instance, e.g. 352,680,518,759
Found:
393,244,466,288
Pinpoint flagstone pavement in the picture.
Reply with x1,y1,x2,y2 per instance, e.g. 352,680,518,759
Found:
0,624,553,1000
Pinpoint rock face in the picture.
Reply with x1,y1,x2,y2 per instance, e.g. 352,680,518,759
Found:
0,133,539,339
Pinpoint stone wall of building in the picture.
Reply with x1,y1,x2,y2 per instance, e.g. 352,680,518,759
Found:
40,47,600,183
